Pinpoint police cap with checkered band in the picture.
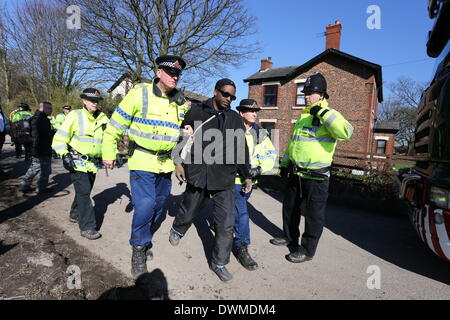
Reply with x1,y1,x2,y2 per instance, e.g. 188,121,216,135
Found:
80,88,103,102
236,99,261,112
156,55,186,75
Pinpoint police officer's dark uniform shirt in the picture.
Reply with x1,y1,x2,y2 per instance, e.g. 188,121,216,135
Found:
181,98,250,190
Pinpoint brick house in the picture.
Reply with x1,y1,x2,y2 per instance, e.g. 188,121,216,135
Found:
243,21,398,167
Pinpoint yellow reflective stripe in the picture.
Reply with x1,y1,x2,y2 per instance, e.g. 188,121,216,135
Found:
73,135,103,144
128,128,179,143
295,161,331,168
292,136,336,143
324,114,337,127
53,144,67,151
56,129,70,138
142,86,149,119
74,110,85,136
110,118,128,132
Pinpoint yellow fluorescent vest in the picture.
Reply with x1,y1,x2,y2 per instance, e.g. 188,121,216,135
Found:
52,107,108,173
236,126,277,185
102,81,188,173
51,112,66,130
281,99,353,179
12,111,32,122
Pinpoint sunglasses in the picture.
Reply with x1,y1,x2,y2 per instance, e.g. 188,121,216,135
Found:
218,89,236,101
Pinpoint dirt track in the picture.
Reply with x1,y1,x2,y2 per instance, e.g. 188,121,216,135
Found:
0,136,449,300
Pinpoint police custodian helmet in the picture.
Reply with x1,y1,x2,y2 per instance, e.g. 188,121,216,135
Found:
302,72,329,99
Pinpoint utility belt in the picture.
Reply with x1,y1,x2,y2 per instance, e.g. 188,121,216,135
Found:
293,165,331,179
128,140,172,161
70,150,103,166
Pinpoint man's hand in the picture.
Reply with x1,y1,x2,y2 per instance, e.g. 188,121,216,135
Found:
103,160,115,169
175,164,186,184
242,178,253,194
62,154,76,172
182,125,193,136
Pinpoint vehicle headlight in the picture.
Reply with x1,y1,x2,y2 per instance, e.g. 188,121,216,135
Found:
430,186,450,210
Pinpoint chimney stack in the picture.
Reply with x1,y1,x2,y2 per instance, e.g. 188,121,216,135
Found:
260,57,273,71
326,21,342,50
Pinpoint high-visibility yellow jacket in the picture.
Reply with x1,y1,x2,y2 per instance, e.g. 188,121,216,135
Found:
51,112,66,130
12,111,32,123
281,99,353,180
52,107,108,173
236,124,277,184
102,80,188,173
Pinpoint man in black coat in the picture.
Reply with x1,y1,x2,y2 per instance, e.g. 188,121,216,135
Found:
19,102,54,193
170,78,252,282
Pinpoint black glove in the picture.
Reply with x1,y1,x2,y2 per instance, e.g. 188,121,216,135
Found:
310,105,321,116
248,166,262,179
280,167,289,179
62,154,76,172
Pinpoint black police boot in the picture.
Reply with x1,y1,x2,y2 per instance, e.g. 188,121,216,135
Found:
269,237,290,246
234,245,258,271
210,263,233,282
131,245,148,279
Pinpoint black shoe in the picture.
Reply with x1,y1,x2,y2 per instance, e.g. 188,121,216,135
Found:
269,237,290,246
285,251,313,263
169,228,181,246
210,264,232,282
131,245,148,279
80,229,101,240
234,245,258,271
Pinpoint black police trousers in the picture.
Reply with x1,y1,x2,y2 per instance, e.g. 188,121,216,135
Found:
172,184,235,266
282,173,329,257
69,171,97,232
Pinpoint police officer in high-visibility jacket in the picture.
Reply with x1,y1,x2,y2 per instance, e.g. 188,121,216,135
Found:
102,55,190,278
52,88,108,240
233,99,277,271
270,72,353,263
51,105,72,130
11,103,33,160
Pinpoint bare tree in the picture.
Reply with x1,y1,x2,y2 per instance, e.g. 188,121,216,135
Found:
58,0,260,92
0,10,10,106
5,0,86,103
379,77,427,154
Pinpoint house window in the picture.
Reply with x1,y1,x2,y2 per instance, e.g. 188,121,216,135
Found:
263,86,278,107
376,140,387,154
296,83,306,106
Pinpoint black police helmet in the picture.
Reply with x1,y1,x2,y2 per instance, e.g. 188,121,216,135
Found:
236,99,261,112
18,102,31,111
80,88,103,102
302,72,329,99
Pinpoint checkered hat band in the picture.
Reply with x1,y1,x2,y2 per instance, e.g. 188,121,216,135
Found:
84,92,99,98
159,61,182,71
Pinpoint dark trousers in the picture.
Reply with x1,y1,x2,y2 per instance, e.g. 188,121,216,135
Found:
172,184,235,266
282,174,329,257
69,171,97,232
